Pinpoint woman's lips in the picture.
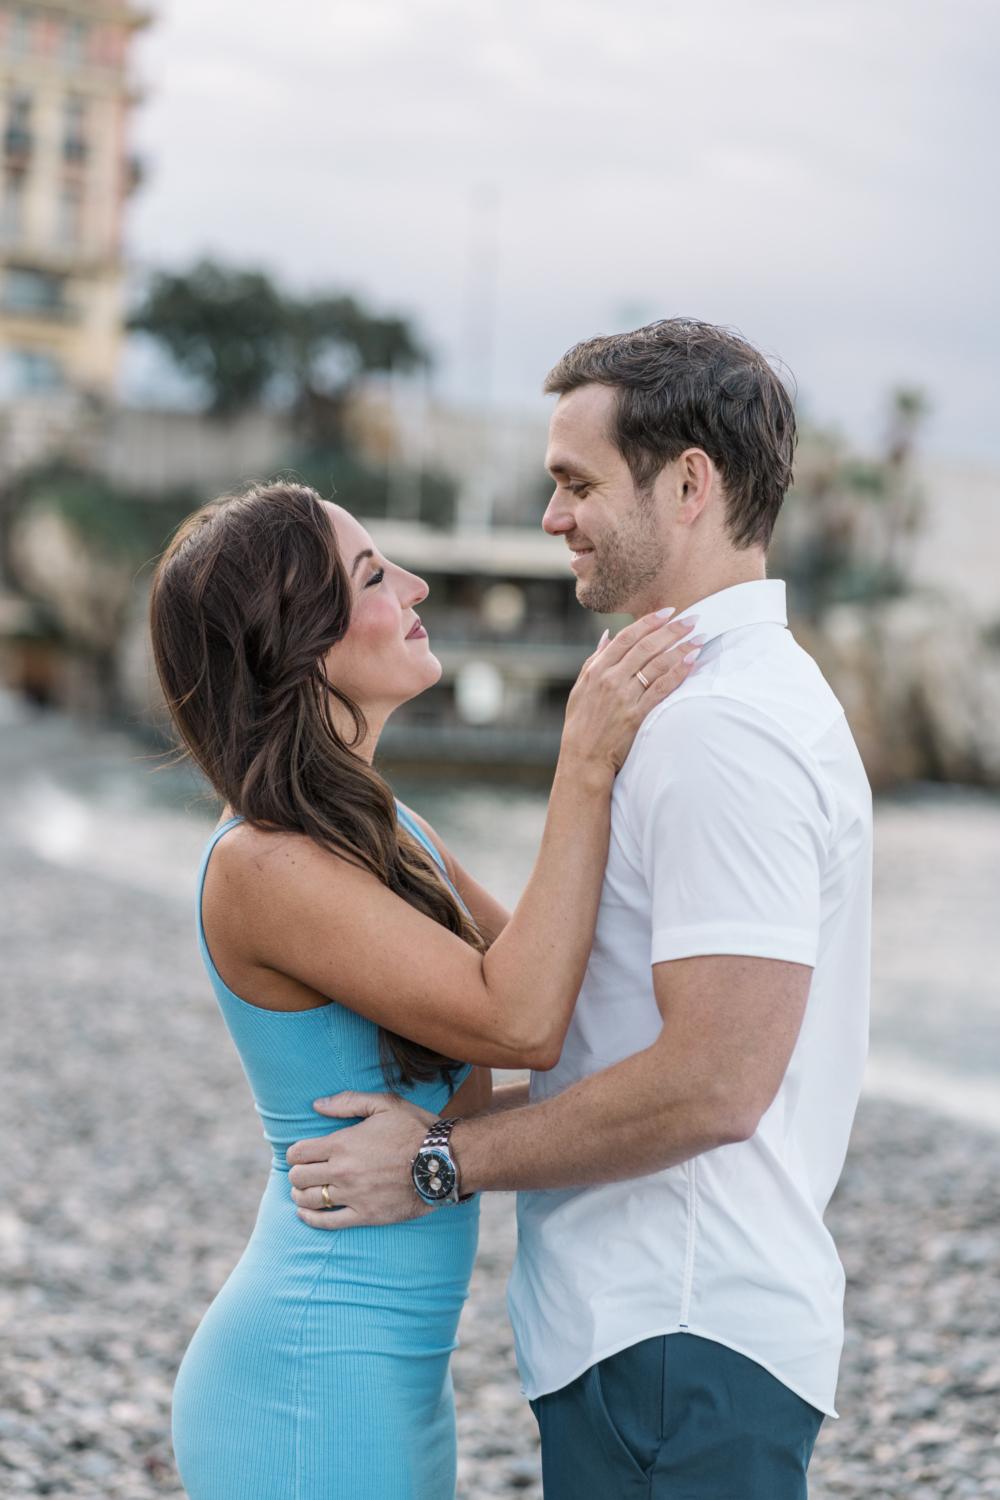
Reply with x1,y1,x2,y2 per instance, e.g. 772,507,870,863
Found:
405,618,428,640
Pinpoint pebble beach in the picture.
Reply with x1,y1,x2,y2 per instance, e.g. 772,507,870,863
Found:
2,709,1000,1498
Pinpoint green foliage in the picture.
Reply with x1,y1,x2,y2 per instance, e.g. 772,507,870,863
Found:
771,393,930,622
285,295,425,390
7,464,198,567
840,461,887,496
886,387,931,468
128,262,284,415
129,259,427,419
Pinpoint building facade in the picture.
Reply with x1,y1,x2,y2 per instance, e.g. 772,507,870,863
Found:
0,1,144,402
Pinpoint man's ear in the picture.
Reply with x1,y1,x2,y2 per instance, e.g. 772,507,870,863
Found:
676,449,714,526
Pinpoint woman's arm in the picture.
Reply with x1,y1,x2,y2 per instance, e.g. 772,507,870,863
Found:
447,1065,493,1116
489,1079,530,1112
202,612,696,1071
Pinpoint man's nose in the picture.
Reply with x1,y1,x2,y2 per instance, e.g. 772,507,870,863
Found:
542,487,574,535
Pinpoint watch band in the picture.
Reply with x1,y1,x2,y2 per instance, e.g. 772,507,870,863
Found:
424,1117,462,1153
411,1118,474,1205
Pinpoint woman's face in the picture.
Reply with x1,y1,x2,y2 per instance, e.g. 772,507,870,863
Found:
321,503,441,720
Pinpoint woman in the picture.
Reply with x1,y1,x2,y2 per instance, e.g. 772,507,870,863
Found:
151,482,696,1500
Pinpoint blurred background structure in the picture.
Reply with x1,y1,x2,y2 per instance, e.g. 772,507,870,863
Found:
0,0,995,784
0,3,999,1498
0,0,140,406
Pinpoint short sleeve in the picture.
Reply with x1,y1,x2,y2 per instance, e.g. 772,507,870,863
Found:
631,697,832,968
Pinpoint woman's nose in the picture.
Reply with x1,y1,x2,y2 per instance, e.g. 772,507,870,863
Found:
403,571,429,607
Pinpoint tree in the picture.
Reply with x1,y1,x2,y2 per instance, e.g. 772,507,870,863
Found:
129,260,455,526
128,261,286,415
770,387,931,622
286,294,426,445
129,260,427,425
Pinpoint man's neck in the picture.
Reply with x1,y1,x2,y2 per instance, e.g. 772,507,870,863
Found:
629,547,767,620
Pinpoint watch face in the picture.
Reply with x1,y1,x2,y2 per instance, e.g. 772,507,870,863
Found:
413,1148,457,1201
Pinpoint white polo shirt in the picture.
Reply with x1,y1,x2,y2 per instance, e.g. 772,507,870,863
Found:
507,579,872,1415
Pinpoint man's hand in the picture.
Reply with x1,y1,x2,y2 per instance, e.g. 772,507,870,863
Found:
286,1092,436,1229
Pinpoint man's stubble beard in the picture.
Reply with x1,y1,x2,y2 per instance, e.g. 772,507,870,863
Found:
575,493,666,615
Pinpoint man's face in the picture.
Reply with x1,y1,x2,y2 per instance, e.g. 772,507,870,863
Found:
542,384,666,615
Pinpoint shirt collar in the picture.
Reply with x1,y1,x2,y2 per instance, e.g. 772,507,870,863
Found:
681,578,787,647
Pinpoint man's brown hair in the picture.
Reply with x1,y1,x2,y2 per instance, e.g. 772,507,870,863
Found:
543,318,796,550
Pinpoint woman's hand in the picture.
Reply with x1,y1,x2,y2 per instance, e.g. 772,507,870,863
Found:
560,611,699,778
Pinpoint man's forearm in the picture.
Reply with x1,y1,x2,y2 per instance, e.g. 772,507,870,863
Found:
452,956,810,1195
453,1044,743,1194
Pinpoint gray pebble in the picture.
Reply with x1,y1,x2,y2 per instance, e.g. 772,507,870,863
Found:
3,720,1000,1499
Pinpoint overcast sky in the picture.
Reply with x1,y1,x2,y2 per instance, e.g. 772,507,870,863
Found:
125,0,1000,463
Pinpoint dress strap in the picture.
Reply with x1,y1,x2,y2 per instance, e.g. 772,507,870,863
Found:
395,801,474,922
207,814,244,852
195,816,244,926
396,802,446,873
200,815,244,870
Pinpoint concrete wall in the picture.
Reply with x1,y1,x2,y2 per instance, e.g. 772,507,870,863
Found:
343,386,551,527
99,406,291,497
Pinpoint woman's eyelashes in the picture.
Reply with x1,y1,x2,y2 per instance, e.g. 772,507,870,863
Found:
363,567,385,589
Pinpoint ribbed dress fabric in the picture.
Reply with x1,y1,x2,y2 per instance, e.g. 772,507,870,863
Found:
171,807,479,1500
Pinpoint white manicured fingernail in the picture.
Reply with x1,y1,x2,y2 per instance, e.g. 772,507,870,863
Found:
684,649,702,664
676,614,700,629
656,606,676,619
688,634,708,647
596,629,610,651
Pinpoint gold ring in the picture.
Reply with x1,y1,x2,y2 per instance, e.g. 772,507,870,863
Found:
635,670,651,690
320,1185,334,1210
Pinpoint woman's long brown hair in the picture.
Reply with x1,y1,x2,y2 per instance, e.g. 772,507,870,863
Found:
149,481,484,1090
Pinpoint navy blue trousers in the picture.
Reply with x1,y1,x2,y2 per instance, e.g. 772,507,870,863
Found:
530,1333,824,1499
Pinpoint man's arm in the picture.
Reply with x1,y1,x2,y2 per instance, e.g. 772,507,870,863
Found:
455,954,810,1190
287,954,811,1226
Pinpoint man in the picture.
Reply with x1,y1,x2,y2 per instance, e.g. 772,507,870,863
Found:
288,319,872,1497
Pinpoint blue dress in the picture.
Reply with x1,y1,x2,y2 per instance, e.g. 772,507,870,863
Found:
171,808,480,1500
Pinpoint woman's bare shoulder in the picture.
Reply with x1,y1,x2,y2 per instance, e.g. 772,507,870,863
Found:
208,819,372,901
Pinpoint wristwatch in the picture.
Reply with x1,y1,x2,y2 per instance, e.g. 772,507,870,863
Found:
411,1118,474,1206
